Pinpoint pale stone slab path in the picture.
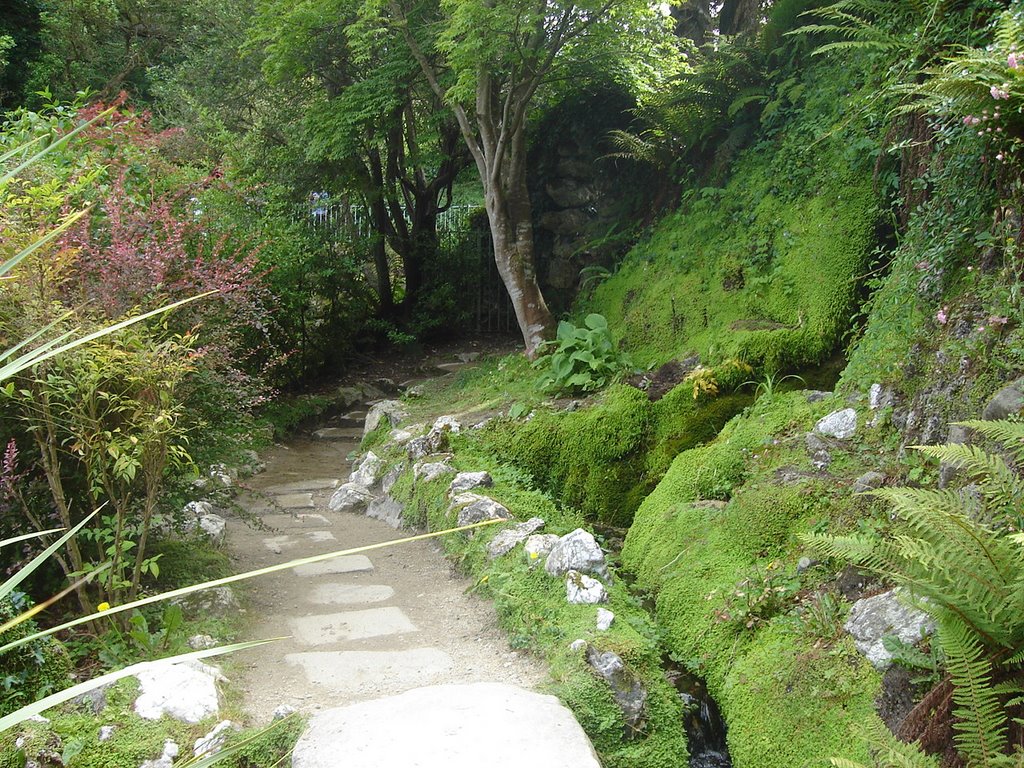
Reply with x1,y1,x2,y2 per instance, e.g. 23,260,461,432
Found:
228,434,545,725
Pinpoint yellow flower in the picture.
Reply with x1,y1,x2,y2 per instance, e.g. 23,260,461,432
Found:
529,551,539,560
97,602,111,612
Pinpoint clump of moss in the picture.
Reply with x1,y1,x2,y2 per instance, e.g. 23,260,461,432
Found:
147,539,233,589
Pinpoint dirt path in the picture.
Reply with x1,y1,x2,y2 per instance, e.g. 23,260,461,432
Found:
227,417,545,723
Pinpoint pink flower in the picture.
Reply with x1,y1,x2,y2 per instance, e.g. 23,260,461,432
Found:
1010,52,1019,69
936,307,949,325
991,85,1011,100
997,153,1005,161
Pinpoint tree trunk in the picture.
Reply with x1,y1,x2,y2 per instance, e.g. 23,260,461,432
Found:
485,163,553,358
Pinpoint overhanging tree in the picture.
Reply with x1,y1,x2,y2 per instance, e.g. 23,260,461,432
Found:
370,0,673,357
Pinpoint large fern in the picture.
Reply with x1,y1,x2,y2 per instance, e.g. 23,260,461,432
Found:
806,418,1024,765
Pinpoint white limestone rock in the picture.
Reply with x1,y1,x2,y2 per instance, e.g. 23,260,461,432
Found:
134,661,222,723
844,589,935,669
566,571,608,604
545,529,610,582
364,400,407,435
194,720,239,758
328,482,375,514
349,452,383,489
815,408,858,440
487,518,545,559
414,460,454,484
139,739,179,768
455,496,512,527
525,534,560,566
448,471,494,496
596,608,615,631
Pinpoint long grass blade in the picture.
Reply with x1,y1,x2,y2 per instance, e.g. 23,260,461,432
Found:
0,639,280,732
0,529,64,549
0,106,116,186
0,509,99,602
0,208,89,278
0,565,110,635
0,134,44,165
0,311,75,364
0,291,217,382
0,519,503,655
179,713,300,768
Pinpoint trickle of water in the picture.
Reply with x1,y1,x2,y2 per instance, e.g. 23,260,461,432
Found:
665,659,732,768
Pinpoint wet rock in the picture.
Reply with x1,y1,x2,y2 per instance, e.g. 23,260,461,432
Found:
983,377,1024,420
366,495,405,529
566,571,608,604
596,608,615,631
455,496,512,527
835,565,871,600
349,452,383,488
869,383,895,411
414,460,454,484
171,586,238,618
585,647,647,734
364,400,407,435
815,408,858,439
406,436,430,461
140,739,179,768
134,661,222,722
805,433,833,470
545,529,610,582
487,517,546,559
853,471,886,494
194,720,239,758
381,464,403,495
524,534,560,565
876,665,924,734
844,589,934,669
328,483,375,514
449,471,493,496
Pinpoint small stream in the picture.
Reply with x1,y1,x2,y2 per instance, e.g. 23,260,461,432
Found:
664,658,731,768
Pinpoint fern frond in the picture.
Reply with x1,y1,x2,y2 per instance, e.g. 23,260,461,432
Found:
939,615,1010,765
957,420,1024,464
916,443,1023,516
832,716,940,767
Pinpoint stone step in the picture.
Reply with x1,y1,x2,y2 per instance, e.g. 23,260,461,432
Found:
305,530,336,543
308,583,395,606
263,479,339,494
312,427,364,442
434,361,474,374
292,555,373,577
285,648,454,695
288,606,417,645
290,683,602,768
274,492,315,510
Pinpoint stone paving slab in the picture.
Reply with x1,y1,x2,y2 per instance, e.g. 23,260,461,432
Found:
291,683,602,768
312,428,364,441
308,583,395,605
289,607,417,645
292,555,373,577
305,531,336,542
285,648,454,693
263,479,339,494
274,492,315,509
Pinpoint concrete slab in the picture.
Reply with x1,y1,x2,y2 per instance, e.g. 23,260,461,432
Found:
263,536,295,553
308,583,395,605
291,683,602,768
263,479,339,494
285,648,453,693
289,607,417,645
275,493,314,509
292,555,373,577
305,531,336,543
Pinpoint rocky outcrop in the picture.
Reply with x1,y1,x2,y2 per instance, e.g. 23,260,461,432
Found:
487,517,546,559
134,661,223,723
844,589,934,669
545,529,610,582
